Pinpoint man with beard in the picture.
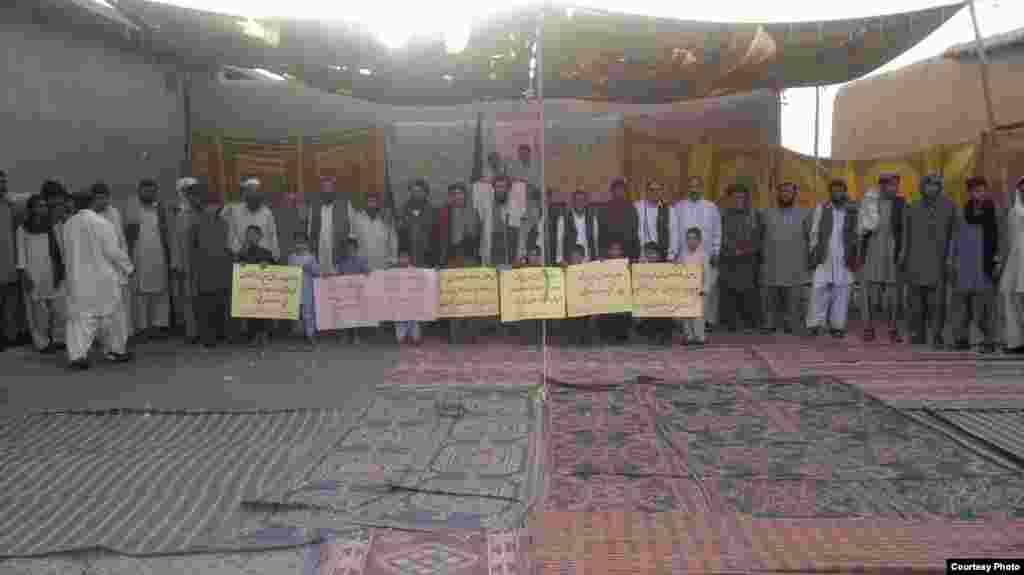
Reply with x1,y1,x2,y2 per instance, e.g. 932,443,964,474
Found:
225,177,279,260
63,188,135,370
899,174,957,348
556,190,599,264
349,191,397,272
670,176,721,331
807,179,860,338
397,179,437,267
718,184,761,333
635,179,673,258
508,144,539,191
759,182,809,334
125,179,173,341
950,177,999,353
308,175,351,276
857,173,905,343
189,188,234,348
0,169,20,351
482,175,524,267
997,176,1024,354
169,177,201,344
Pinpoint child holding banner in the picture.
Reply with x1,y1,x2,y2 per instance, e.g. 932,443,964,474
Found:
394,250,423,345
680,228,713,346
237,225,276,347
562,244,593,346
287,232,320,345
334,234,371,345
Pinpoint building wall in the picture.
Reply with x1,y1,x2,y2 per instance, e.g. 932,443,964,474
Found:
1,3,186,210
832,49,1024,160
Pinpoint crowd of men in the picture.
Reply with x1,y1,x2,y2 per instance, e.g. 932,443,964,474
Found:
1,149,1024,369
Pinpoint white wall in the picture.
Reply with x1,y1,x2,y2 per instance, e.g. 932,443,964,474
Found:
1,3,186,210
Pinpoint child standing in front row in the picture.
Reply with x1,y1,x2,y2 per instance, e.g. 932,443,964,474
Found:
287,231,320,346
237,225,276,347
679,227,713,346
394,249,423,345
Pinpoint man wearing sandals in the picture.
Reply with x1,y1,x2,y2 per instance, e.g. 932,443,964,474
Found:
857,173,905,343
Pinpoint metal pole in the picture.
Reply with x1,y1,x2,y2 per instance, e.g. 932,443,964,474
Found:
968,0,998,134
537,5,549,395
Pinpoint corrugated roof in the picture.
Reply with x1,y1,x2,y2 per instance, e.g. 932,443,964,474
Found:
945,26,1024,58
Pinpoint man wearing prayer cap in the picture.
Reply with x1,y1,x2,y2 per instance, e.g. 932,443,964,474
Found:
223,176,279,260
308,175,351,276
857,172,906,343
170,177,202,343
899,173,957,348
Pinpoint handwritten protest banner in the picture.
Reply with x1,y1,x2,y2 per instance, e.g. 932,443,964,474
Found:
565,259,632,317
314,275,379,331
630,263,704,318
366,268,440,322
499,267,566,322
437,268,500,318
231,264,302,320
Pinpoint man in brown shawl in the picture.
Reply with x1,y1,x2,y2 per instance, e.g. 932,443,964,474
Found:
599,178,639,260
718,184,761,333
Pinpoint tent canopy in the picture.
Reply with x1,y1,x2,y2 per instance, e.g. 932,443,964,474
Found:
108,0,964,105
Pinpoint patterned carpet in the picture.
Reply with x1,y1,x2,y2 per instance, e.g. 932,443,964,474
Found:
0,410,354,556
308,527,527,575
529,511,1024,574
542,376,1024,520
249,386,541,532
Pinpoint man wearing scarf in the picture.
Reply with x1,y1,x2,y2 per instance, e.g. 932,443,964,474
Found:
807,179,860,338
759,182,809,335
556,190,599,263
18,188,66,353
899,174,957,348
397,179,437,267
224,178,279,260
599,178,640,260
435,182,481,267
169,177,201,344
996,176,1024,353
858,173,905,343
950,177,999,353
719,184,761,333
125,179,173,340
0,169,20,352
483,175,524,267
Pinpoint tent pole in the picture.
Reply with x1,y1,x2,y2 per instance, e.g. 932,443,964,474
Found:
814,85,821,195
537,4,548,397
968,0,998,134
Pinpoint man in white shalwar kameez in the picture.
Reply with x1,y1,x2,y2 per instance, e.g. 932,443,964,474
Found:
92,182,132,340
807,180,860,337
997,176,1024,353
125,179,172,338
64,189,135,370
224,178,280,260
